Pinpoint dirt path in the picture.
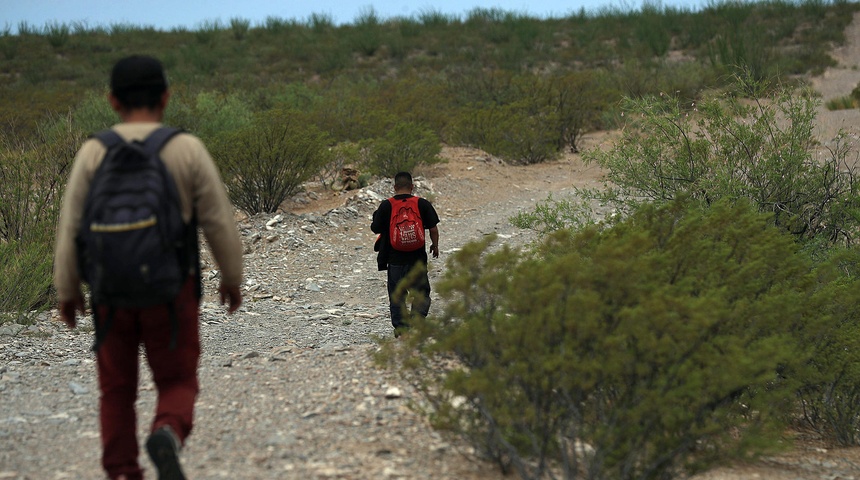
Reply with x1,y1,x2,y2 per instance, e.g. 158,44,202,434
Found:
4,13,860,480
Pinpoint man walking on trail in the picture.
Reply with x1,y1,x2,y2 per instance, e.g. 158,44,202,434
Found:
371,171,440,335
53,55,244,480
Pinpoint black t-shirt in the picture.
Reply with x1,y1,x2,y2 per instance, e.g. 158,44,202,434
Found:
371,194,440,266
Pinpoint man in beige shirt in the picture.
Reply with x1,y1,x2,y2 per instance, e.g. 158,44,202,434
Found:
53,55,243,480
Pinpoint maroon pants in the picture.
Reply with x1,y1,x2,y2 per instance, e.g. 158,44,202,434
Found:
95,278,200,480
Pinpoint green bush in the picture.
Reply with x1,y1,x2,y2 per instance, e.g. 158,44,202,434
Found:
211,109,332,214
0,235,54,321
229,17,251,41
308,84,397,143
195,19,223,44
581,72,860,246
189,91,254,141
0,28,19,60
364,121,442,177
307,13,335,34
0,113,81,243
794,246,860,446
375,75,454,141
547,70,617,153
444,71,597,163
383,197,824,479
0,113,83,314
72,90,117,133
449,102,559,164
634,4,672,56
348,7,383,56
44,21,70,49
825,95,855,111
852,81,860,106
509,193,598,234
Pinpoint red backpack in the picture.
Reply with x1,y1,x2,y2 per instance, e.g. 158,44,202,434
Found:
388,196,425,251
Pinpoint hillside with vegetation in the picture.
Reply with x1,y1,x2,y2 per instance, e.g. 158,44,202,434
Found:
5,3,860,478
1,0,858,316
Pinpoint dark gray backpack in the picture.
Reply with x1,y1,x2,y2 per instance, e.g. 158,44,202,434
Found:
76,127,194,349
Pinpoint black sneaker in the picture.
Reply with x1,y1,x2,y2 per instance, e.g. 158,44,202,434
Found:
145,425,186,480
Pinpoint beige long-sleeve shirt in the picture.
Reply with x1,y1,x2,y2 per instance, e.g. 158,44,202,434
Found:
53,122,243,302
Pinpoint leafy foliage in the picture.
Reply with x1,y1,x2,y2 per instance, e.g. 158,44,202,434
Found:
509,193,599,234
211,109,332,214
174,90,254,141
0,237,55,324
0,113,83,314
448,101,560,165
382,198,826,479
0,114,81,243
794,246,860,446
363,121,443,176
574,72,860,246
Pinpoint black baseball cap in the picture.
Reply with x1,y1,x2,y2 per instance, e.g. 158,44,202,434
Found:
110,55,168,92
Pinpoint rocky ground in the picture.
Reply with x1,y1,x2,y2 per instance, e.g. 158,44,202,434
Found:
5,12,860,480
0,147,606,480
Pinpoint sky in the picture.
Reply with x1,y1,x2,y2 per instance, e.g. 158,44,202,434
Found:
1,0,706,34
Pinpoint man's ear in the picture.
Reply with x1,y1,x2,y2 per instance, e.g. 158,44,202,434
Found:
108,92,124,114
159,90,171,110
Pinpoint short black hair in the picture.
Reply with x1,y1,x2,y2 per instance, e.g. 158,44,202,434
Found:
394,172,413,189
110,55,168,109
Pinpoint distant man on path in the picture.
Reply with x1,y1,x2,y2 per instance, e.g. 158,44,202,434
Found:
53,55,244,480
371,171,440,335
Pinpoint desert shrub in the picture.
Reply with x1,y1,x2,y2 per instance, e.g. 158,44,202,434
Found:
510,193,599,234
0,113,81,243
348,7,383,56
448,102,559,165
253,82,321,112
364,121,442,177
309,84,397,143
852,81,860,106
548,70,618,153
794,245,860,446
383,197,823,479
579,72,860,246
229,17,251,41
0,28,19,60
445,68,519,108
195,19,223,44
634,4,672,56
825,95,855,111
211,109,332,214
706,30,771,81
307,13,335,33
0,234,55,321
448,70,611,159
376,75,455,141
417,9,455,27
0,113,83,314
189,91,254,141
44,21,70,49
72,90,117,133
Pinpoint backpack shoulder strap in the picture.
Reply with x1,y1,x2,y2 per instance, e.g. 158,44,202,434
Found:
91,129,125,149
142,127,182,156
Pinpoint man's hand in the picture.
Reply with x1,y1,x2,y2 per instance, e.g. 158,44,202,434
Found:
219,284,242,314
430,243,439,258
59,294,85,329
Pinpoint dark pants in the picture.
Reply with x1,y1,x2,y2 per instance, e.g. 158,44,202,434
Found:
387,262,431,330
95,277,200,480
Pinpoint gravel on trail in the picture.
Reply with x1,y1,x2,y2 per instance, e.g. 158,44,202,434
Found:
0,153,590,480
